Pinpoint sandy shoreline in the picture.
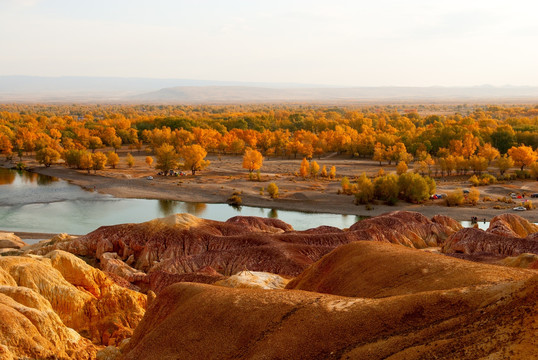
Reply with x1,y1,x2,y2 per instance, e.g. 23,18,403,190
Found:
2,153,538,225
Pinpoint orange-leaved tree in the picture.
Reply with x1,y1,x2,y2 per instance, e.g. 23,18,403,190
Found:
242,148,263,173
507,145,537,171
299,158,309,178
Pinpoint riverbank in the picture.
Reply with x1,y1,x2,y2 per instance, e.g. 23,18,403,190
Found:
4,153,536,223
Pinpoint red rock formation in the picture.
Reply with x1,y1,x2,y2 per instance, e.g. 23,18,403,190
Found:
286,241,532,298
442,228,538,257
487,213,538,238
28,212,461,293
348,211,461,248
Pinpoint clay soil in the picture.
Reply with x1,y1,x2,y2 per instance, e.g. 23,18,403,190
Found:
3,148,538,223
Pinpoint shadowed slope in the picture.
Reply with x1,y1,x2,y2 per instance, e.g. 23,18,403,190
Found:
285,241,533,298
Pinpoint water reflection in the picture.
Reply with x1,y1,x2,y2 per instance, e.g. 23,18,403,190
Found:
36,174,58,185
268,209,278,218
0,168,58,186
0,170,15,185
158,199,176,216
183,202,207,216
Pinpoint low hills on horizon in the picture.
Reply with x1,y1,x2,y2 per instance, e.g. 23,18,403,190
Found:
2,75,538,104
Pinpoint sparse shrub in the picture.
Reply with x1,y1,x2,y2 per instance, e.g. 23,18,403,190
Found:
299,158,309,178
469,175,480,187
126,153,135,168
227,192,242,206
530,162,538,180
479,173,497,185
267,182,279,198
320,165,328,178
328,166,336,179
377,168,385,177
310,161,320,178
446,189,464,206
256,169,261,181
524,200,534,210
341,176,352,195
259,187,264,195
396,161,408,175
515,170,531,179
467,187,480,205
16,162,25,171
145,156,153,168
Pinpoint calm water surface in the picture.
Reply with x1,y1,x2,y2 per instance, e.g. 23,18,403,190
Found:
0,168,362,234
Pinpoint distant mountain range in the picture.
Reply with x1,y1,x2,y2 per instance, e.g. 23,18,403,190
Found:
1,76,538,103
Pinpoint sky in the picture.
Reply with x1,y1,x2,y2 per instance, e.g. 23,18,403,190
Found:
1,0,538,87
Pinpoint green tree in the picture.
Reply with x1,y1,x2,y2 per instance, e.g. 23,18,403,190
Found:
374,174,399,204
267,182,279,198
126,153,135,168
397,172,431,203
354,173,374,204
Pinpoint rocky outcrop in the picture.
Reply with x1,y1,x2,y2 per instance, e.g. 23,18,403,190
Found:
0,232,27,249
348,211,461,248
442,228,538,257
488,213,538,238
121,272,538,360
27,212,460,293
286,241,532,298
215,270,289,290
0,287,96,360
0,251,146,348
502,253,538,269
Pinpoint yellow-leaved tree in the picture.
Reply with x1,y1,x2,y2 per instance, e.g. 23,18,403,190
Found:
107,151,119,169
36,147,60,167
181,144,210,175
155,144,179,174
242,148,263,173
91,152,107,173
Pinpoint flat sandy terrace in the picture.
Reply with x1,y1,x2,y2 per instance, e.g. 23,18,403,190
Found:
3,150,536,225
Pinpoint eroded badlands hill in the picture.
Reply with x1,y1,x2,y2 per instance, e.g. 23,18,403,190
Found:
3,211,536,359
443,214,538,268
121,241,538,360
0,251,146,359
29,211,460,293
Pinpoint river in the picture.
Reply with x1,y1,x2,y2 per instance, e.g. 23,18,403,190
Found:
0,168,364,234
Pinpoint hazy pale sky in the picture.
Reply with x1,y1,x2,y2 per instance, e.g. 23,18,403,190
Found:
1,0,538,86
